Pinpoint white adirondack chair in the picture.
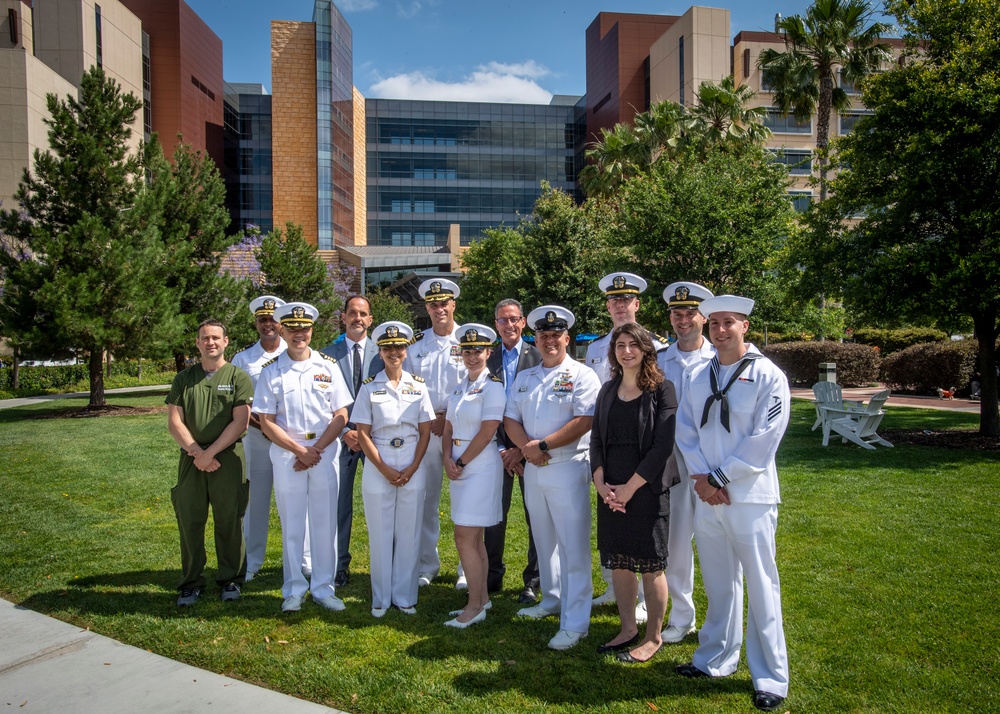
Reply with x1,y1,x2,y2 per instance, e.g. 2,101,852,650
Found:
811,382,844,431
821,389,893,449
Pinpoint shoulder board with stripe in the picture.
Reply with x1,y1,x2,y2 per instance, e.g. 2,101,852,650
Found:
261,356,278,368
234,342,255,355
320,352,337,364
651,331,670,345
362,376,376,385
410,373,425,382
490,374,503,383
410,330,424,344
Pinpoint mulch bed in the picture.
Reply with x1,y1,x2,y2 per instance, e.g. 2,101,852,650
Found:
881,429,1000,451
27,405,169,419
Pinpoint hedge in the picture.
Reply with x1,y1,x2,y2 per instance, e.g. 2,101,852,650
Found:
881,341,978,395
851,327,948,354
0,359,176,391
762,341,880,387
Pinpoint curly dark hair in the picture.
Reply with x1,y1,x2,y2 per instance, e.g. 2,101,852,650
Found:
607,322,664,392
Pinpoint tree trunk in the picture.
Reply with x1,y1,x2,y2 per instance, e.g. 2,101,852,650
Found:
817,73,833,203
137,359,142,381
972,309,999,436
174,351,186,373
88,348,106,408
106,350,112,377
12,346,20,390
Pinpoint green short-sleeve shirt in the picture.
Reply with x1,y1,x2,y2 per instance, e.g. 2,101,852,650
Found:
166,362,253,446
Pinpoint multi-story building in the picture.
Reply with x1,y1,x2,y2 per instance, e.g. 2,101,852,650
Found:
1,0,143,206
223,82,273,234
365,97,582,249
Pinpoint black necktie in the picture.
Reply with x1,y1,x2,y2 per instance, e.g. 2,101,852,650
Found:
353,343,362,395
700,354,761,432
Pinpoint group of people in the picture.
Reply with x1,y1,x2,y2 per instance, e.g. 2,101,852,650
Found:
165,271,791,712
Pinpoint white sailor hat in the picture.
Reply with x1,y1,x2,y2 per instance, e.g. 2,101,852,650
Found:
526,305,575,332
457,323,496,348
699,295,755,318
250,295,285,317
599,272,647,297
275,302,318,329
418,278,460,302
373,321,413,347
663,282,714,309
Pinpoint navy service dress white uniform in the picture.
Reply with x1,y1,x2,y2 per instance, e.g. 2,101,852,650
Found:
504,306,601,639
402,278,466,582
675,295,790,701
231,295,288,579
656,282,715,639
353,322,436,613
253,303,353,608
585,273,669,384
446,325,505,528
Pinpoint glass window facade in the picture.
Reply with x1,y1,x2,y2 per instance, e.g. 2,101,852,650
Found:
366,99,582,247
788,190,813,212
767,148,812,175
839,109,873,135
313,1,354,249
764,108,812,134
224,85,273,234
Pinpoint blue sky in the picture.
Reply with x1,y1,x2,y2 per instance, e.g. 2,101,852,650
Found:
185,0,895,102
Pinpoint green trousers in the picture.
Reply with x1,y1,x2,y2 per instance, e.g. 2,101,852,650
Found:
171,444,249,590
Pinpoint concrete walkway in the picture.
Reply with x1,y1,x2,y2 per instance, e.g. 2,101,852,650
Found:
790,385,983,414
0,598,343,713
0,384,170,410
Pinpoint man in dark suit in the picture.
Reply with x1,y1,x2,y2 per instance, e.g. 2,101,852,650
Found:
321,294,383,586
485,297,541,603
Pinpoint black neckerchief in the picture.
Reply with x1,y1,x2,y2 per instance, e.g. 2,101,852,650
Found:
700,352,762,432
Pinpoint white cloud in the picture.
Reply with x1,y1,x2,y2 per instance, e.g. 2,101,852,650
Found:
368,62,554,104
337,0,378,10
396,1,422,18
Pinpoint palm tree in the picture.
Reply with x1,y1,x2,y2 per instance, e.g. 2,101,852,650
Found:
688,75,770,154
757,0,893,200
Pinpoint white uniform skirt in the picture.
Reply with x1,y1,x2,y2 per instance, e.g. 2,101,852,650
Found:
448,442,503,527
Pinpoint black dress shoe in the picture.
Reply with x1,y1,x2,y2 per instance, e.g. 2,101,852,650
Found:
334,569,349,587
518,585,537,604
616,643,662,664
753,691,785,712
675,662,710,678
596,633,640,654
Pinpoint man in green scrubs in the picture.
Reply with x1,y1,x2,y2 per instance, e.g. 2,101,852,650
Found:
167,319,253,606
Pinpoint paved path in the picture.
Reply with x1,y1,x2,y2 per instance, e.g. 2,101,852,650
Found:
0,598,343,713
0,384,170,410
790,385,982,414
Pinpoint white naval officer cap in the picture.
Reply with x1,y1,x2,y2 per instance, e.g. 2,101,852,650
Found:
526,305,575,332
275,302,318,329
418,278,460,302
373,321,413,347
457,323,497,348
699,295,755,318
250,295,285,317
663,282,714,310
599,272,647,297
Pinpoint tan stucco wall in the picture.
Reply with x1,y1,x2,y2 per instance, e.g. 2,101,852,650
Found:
271,20,318,245
649,6,731,108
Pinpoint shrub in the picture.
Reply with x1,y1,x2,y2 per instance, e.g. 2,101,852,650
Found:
0,359,176,391
747,330,800,346
762,341,881,387
852,327,948,354
881,341,978,395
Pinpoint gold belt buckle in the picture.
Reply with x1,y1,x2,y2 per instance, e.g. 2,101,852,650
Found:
305,432,316,440
452,438,462,446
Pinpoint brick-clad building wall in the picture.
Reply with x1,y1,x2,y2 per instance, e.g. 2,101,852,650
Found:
271,20,318,244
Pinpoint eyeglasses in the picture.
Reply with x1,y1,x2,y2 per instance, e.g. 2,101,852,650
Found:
496,317,523,326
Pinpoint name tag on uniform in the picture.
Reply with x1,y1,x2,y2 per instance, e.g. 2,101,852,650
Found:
373,389,387,395
453,388,463,395
217,384,234,392
589,357,603,364
518,386,528,392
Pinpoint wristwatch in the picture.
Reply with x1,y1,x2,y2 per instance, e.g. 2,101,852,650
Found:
539,440,549,452
456,458,466,468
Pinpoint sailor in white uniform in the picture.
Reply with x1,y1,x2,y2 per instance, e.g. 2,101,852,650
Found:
442,324,505,628
253,302,352,613
402,278,466,587
673,295,790,713
354,321,435,617
504,305,601,651
230,295,287,581
585,272,668,616
656,282,715,644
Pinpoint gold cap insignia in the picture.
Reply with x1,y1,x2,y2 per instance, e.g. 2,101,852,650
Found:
263,298,276,310
465,328,478,342
430,281,442,294
613,275,626,289
386,325,399,338
546,311,556,323
676,287,690,301
292,306,305,319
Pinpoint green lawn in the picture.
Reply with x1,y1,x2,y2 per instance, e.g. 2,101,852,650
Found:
1,393,998,713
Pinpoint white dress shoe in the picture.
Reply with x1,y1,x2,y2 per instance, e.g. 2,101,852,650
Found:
444,608,486,629
635,601,648,623
661,623,697,643
548,629,587,650
244,571,256,583
516,604,559,619
449,601,491,616
371,607,388,618
397,605,417,615
282,595,304,612
455,573,468,590
315,595,346,611
417,572,433,587
592,587,616,606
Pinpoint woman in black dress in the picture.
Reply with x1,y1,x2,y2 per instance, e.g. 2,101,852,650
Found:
591,322,678,663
